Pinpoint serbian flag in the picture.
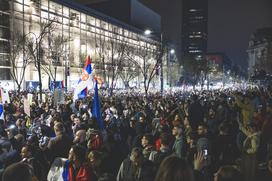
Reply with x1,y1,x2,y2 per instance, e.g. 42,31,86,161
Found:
48,158,93,181
73,56,93,100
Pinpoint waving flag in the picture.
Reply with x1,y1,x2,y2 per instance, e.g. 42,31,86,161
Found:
47,158,69,181
73,56,93,100
48,157,92,181
92,79,104,130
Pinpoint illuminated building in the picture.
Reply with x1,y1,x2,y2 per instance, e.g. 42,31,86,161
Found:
0,0,165,90
181,0,208,59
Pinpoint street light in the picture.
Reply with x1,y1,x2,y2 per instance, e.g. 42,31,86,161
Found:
144,28,164,95
169,48,176,88
144,29,152,36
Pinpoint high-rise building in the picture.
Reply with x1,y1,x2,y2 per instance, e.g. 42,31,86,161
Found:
247,27,272,76
181,0,208,59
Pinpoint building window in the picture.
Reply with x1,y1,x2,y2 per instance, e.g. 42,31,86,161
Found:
0,27,9,40
189,9,198,12
188,46,198,50
189,50,202,53
0,54,9,66
189,35,202,38
0,0,9,11
0,13,9,28
0,68,11,80
0,41,9,53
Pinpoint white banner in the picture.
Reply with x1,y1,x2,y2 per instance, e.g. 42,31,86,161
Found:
0,88,10,103
24,97,31,117
54,89,65,106
27,93,33,104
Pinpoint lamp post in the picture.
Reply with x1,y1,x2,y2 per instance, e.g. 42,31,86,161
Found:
64,56,69,92
144,29,151,36
169,49,175,88
144,29,164,95
160,33,163,96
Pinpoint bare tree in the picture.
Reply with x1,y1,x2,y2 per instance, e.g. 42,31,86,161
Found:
96,34,107,83
106,37,126,94
42,34,69,88
125,41,165,96
117,59,139,88
182,56,201,87
25,19,55,101
9,31,31,93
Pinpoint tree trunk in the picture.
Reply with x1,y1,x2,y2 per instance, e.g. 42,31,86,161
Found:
37,55,43,102
102,58,106,86
145,87,148,97
17,85,21,94
124,81,129,89
144,78,149,97
110,69,114,94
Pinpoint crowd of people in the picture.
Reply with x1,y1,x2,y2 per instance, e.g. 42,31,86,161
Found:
0,86,272,181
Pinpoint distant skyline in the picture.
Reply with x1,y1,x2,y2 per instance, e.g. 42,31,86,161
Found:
141,0,272,68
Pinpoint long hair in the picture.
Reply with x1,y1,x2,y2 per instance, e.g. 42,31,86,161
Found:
154,156,194,181
216,165,243,181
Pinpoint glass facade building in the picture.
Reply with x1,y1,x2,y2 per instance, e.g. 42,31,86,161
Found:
181,0,208,59
0,0,163,90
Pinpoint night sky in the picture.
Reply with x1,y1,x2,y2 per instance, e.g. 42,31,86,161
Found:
141,0,272,68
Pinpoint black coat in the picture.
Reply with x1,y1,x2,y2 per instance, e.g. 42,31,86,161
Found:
117,157,156,181
47,133,72,163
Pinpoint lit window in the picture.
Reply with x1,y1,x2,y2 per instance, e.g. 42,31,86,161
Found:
189,50,202,53
188,46,198,50
189,9,197,12
194,16,204,19
189,35,202,38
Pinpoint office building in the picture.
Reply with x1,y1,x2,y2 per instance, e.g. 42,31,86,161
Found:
0,0,164,90
181,0,208,59
247,27,272,76
76,0,161,34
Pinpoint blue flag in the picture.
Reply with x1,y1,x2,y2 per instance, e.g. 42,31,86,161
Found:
0,90,3,120
92,80,104,130
0,104,3,120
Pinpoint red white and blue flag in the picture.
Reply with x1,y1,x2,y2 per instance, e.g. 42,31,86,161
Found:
73,55,93,100
48,158,92,181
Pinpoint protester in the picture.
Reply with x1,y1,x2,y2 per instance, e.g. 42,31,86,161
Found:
2,162,33,181
67,145,95,180
47,122,72,163
154,156,194,181
0,86,271,181
213,165,243,181
172,125,187,158
116,147,156,181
